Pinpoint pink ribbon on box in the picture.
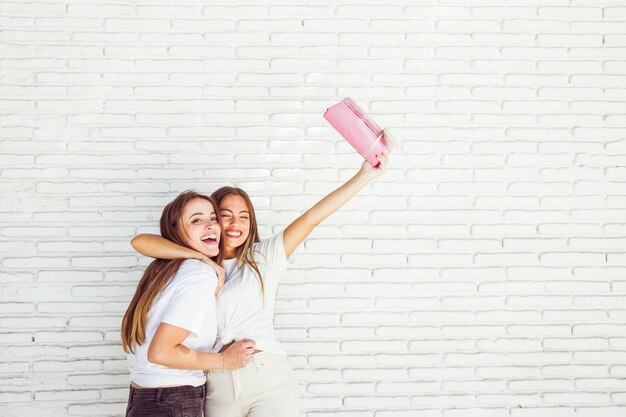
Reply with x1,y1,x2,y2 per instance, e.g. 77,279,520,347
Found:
362,132,389,159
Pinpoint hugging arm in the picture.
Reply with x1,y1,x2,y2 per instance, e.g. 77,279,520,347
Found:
148,323,255,370
283,153,389,258
130,235,225,294
131,234,200,260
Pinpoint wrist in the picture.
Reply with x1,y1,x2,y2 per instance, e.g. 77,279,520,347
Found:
355,169,375,184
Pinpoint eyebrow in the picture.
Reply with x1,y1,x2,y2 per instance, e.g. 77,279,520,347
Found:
188,211,216,220
220,209,249,214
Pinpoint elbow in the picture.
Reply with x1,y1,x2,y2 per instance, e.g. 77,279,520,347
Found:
147,344,167,366
130,235,145,252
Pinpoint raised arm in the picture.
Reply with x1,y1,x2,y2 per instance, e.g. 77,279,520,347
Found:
283,152,389,258
148,323,255,370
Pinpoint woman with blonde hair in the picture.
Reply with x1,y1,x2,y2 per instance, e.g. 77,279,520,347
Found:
131,155,389,417
121,190,254,417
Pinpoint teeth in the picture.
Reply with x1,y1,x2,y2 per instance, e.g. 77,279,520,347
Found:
226,231,241,237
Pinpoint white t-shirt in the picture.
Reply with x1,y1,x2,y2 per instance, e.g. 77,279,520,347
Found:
213,231,290,354
127,259,218,387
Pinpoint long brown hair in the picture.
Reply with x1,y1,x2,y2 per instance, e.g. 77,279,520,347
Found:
211,186,264,294
121,191,223,354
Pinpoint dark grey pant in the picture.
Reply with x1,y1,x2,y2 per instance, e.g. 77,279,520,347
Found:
125,384,206,417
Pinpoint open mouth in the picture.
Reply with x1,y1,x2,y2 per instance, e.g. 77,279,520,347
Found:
225,230,242,239
200,234,218,246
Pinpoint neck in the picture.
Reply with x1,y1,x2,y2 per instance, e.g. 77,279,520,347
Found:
225,247,237,260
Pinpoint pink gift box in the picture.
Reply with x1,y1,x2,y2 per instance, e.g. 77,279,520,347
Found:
323,97,393,167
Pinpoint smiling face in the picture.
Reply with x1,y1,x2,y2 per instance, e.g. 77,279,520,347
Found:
218,194,251,258
180,197,221,258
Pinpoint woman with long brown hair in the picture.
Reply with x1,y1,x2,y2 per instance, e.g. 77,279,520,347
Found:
121,190,255,417
131,154,389,417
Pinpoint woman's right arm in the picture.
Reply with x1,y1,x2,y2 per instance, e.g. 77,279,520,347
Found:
131,234,225,295
148,322,255,370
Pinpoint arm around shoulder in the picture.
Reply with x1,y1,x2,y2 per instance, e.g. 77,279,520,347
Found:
131,233,203,260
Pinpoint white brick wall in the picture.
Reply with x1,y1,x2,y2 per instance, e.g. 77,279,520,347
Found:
1,0,626,416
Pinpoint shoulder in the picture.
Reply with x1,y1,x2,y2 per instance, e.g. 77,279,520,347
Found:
180,258,214,272
252,230,290,272
253,231,283,255
172,259,218,286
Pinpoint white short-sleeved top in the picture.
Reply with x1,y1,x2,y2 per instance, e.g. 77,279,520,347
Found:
213,231,290,354
127,259,218,387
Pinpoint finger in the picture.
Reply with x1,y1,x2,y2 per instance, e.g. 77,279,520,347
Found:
382,129,397,148
238,341,253,349
242,340,256,349
215,280,224,295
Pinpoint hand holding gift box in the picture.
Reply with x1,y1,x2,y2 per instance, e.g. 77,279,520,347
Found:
323,98,396,167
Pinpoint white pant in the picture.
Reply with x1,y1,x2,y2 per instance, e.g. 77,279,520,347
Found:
205,351,300,417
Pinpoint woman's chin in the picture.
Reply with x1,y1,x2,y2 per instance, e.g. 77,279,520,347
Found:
225,237,244,250
203,245,219,258
192,242,219,258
